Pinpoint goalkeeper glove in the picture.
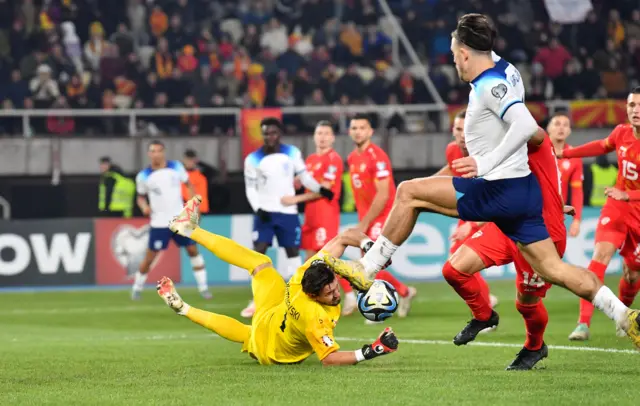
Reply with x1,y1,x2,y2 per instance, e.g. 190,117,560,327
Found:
256,209,272,223
319,186,335,201
358,328,398,361
361,240,393,269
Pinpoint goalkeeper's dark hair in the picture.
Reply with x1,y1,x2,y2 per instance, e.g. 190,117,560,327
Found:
455,109,466,119
260,117,284,131
631,86,640,95
452,13,497,53
315,120,334,130
302,261,336,296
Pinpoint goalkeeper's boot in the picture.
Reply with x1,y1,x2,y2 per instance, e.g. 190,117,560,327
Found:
169,195,201,238
453,310,499,346
568,323,590,341
506,343,548,371
620,309,640,349
157,277,186,314
320,254,373,292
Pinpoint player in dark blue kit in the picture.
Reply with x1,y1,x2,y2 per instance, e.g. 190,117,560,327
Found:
320,14,640,351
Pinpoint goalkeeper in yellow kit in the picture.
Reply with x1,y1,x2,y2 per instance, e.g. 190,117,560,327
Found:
158,195,399,366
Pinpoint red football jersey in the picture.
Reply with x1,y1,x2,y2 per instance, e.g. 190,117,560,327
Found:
348,143,396,221
557,144,584,220
304,149,344,228
445,141,466,177
605,125,640,192
528,136,566,243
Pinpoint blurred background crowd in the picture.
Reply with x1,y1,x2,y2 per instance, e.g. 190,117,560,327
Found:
0,0,638,136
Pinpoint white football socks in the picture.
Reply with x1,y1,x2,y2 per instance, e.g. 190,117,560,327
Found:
133,271,148,292
282,256,302,281
193,269,208,292
360,236,398,277
592,286,628,324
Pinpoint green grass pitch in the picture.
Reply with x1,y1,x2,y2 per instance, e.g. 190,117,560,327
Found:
1,277,638,406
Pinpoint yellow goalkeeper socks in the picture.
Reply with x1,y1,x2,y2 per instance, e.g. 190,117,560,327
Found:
185,307,251,344
190,228,270,272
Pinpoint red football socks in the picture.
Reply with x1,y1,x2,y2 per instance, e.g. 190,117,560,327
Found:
376,270,409,297
618,277,640,307
338,275,353,294
442,261,493,321
516,301,548,351
578,260,607,325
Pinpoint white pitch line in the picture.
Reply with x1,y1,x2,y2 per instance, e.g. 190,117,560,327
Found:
336,336,640,355
4,303,238,315
2,331,637,355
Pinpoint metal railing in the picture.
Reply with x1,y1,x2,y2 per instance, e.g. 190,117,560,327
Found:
0,99,578,139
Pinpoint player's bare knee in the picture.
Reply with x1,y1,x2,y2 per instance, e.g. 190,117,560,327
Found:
396,180,417,203
592,242,616,265
448,246,484,275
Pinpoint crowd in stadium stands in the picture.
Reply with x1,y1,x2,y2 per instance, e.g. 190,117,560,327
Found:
0,0,638,136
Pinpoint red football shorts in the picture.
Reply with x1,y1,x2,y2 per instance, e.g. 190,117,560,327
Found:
449,220,483,256
595,200,640,271
464,223,566,297
301,222,339,252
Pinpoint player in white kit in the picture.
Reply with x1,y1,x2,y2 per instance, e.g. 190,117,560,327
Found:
319,14,640,349
240,117,335,317
132,140,211,300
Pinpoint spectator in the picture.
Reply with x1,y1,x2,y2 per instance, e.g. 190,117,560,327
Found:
152,37,173,80
302,88,329,130
50,44,75,84
339,22,363,61
47,96,75,135
100,44,125,84
19,0,37,35
9,19,30,65
607,9,625,49
110,23,135,57
149,5,168,39
7,69,30,108
193,66,215,106
276,41,305,76
626,10,640,41
363,25,390,62
336,63,365,102
307,45,330,78
533,38,572,80
177,45,198,76
165,14,188,52
233,47,251,82
368,67,390,105
30,64,59,108
274,69,295,107
174,0,196,29
180,95,200,135
165,68,189,106
127,0,148,46
0,100,20,136
319,64,340,103
84,21,108,72
261,18,288,57
553,60,580,100
293,67,312,105
66,73,86,105
579,57,602,99
61,21,83,74
242,24,262,56
114,75,137,107
247,64,266,107
601,59,627,98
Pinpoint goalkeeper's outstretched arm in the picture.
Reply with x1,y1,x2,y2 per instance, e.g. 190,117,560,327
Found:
320,228,373,258
321,328,399,366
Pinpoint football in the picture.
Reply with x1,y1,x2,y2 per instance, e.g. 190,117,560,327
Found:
356,280,399,322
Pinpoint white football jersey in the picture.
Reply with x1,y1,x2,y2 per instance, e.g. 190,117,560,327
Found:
244,144,306,214
464,52,530,180
136,160,189,228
